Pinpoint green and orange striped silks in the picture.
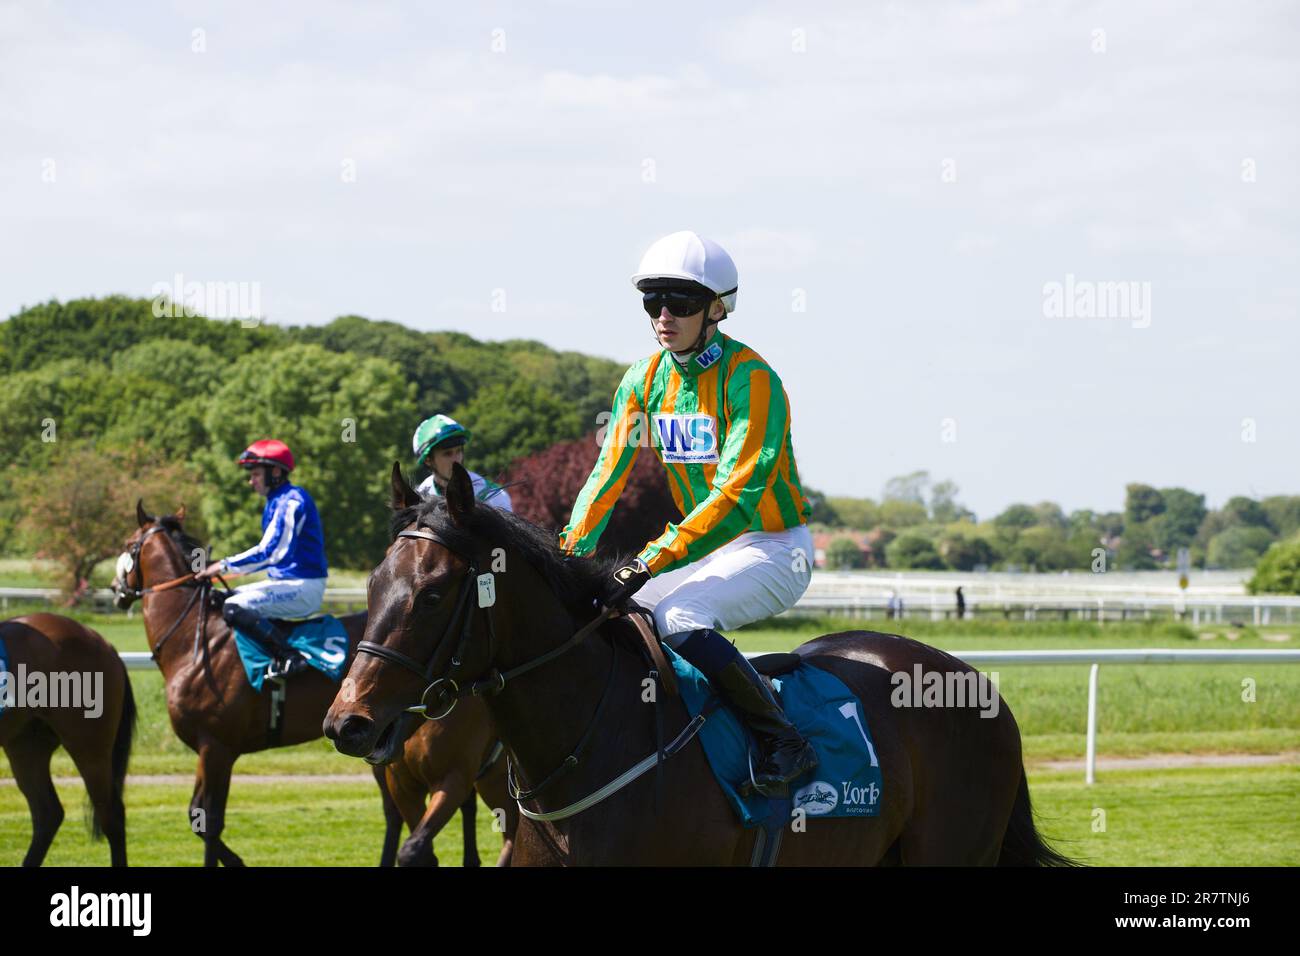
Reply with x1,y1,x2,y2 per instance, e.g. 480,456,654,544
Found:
560,330,810,575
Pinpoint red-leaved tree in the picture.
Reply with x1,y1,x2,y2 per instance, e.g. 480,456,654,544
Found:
503,434,681,559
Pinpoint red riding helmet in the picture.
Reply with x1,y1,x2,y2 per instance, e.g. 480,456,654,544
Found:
237,439,295,472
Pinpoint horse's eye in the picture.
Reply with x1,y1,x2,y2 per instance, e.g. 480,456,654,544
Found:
421,590,442,606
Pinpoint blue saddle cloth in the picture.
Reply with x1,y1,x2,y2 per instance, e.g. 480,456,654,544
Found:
0,635,9,716
665,645,883,828
233,617,350,692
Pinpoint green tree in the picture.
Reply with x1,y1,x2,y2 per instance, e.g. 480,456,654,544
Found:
0,358,119,465
825,537,865,570
293,315,474,414
1222,496,1273,530
879,499,928,528
0,296,285,375
827,497,880,530
1007,525,1080,571
11,442,204,599
1116,522,1159,569
1248,536,1300,594
886,533,944,570
1154,487,1207,552
1031,501,1068,530
1124,483,1166,525
105,339,229,458
452,379,586,479
1207,526,1274,568
1261,496,1300,540
930,480,972,523
993,504,1038,532
111,337,227,392
938,532,997,571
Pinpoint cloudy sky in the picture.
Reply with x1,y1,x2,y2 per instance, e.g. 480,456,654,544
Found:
2,0,1296,518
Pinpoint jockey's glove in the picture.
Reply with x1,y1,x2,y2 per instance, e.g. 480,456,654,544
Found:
599,558,651,609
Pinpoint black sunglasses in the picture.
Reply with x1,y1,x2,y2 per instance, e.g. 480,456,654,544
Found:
642,290,714,319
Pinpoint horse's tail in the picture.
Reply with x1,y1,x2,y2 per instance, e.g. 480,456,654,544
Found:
92,658,136,841
998,765,1078,867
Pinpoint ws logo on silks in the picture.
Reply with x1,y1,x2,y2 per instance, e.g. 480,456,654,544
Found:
653,414,719,463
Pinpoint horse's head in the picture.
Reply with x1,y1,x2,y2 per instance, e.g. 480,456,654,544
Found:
324,462,503,764
112,500,197,610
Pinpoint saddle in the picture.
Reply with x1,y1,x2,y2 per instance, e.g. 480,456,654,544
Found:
267,616,324,639
616,605,803,695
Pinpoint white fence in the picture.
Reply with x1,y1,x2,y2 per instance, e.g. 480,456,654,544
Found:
117,647,1300,785
8,575,1298,625
794,571,1299,624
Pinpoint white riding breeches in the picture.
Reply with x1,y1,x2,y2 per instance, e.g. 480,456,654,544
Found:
631,525,814,648
224,577,327,620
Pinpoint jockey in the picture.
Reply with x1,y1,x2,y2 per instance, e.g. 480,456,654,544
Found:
560,230,818,795
196,439,328,677
413,414,513,512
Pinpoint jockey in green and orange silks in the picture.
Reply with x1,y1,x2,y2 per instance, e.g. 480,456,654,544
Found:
560,230,818,796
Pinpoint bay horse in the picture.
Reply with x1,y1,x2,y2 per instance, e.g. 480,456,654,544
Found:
115,502,508,866
325,463,1075,865
379,701,516,867
0,613,135,866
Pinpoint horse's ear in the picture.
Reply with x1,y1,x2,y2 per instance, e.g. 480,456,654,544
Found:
136,499,151,528
446,462,476,526
391,462,421,510
175,503,187,523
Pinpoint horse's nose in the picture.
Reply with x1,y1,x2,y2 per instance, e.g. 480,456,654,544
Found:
325,713,376,757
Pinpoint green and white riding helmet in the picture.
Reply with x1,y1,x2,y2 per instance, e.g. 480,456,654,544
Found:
413,414,470,467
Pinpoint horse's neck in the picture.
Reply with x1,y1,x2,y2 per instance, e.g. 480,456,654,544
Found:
141,566,221,679
487,599,621,797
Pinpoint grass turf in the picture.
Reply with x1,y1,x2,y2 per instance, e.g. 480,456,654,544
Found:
1,613,1296,865
3,616,1298,775
0,764,1294,867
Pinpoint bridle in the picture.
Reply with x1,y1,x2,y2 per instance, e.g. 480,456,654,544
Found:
355,526,495,720
113,524,226,664
355,524,617,721
113,525,203,601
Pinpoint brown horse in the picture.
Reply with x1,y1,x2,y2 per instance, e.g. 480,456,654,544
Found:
115,503,505,866
379,705,516,867
0,613,136,866
325,464,1074,866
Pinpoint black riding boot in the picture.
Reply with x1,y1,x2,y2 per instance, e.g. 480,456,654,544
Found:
222,602,306,678
676,629,819,795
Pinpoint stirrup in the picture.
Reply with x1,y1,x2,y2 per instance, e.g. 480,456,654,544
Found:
741,747,792,799
266,653,307,680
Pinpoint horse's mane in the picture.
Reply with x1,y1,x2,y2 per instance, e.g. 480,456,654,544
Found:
390,496,625,620
157,514,208,563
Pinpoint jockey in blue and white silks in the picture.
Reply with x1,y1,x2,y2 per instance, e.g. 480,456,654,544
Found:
221,482,327,586
197,439,327,676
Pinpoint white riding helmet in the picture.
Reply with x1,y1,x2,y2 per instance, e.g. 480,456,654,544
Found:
631,231,739,314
